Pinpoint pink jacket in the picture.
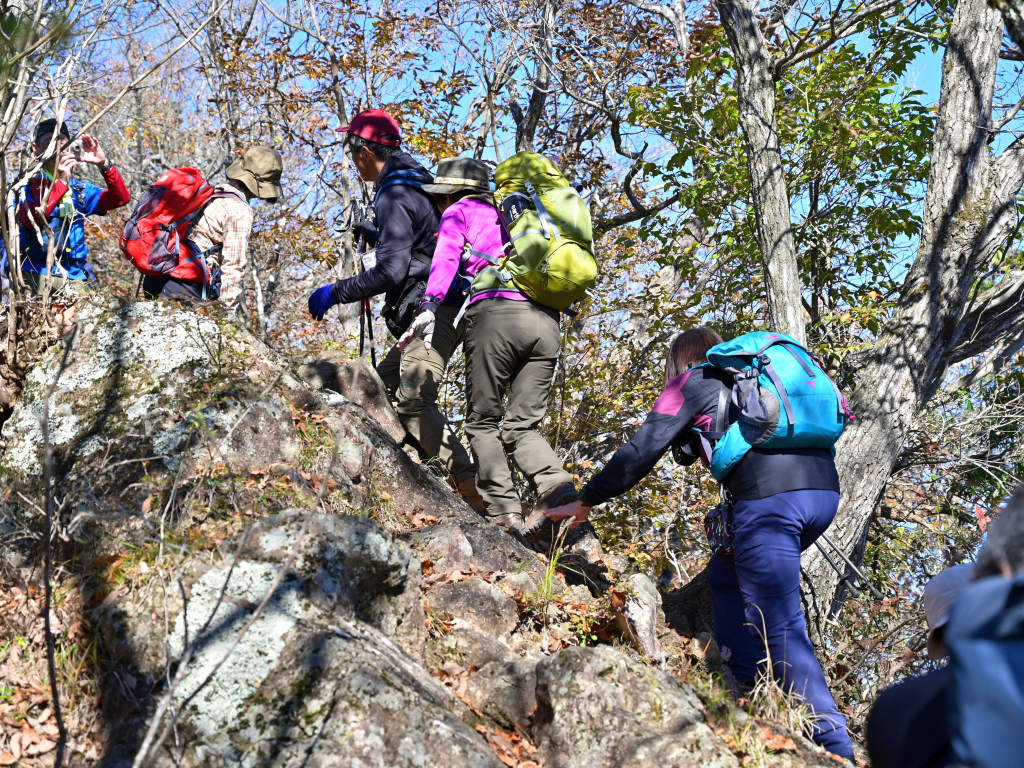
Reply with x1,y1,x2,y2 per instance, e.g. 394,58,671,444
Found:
422,195,526,309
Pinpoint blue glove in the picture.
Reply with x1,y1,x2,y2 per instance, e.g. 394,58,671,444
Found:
308,284,338,320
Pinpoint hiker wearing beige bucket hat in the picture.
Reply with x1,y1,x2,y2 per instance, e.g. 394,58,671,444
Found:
225,145,284,201
142,145,284,307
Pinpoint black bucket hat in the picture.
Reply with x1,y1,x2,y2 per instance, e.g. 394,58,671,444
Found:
421,157,491,195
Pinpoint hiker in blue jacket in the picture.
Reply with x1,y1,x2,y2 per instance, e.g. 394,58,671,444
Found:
943,487,1024,768
541,326,855,762
12,118,130,294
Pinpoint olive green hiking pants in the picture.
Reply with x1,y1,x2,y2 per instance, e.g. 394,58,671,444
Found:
376,302,476,484
463,298,572,518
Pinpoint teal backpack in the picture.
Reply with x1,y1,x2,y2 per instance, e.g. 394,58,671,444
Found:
694,332,852,482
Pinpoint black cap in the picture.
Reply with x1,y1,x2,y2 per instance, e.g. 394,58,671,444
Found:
34,118,70,143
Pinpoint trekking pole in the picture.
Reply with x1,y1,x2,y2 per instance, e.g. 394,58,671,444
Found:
819,533,884,600
813,540,868,599
357,240,366,361
355,228,376,367
362,296,376,367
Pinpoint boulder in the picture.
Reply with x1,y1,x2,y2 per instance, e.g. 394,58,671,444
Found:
663,568,716,637
298,352,405,443
618,572,666,662
426,627,517,671
161,615,503,768
120,509,500,768
463,659,538,729
427,576,521,639
533,646,739,768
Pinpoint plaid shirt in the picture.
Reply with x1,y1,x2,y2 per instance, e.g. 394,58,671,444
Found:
189,187,252,306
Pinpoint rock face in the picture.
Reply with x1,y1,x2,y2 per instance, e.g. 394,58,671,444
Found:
0,298,842,768
298,351,405,443
427,576,520,639
150,512,500,768
534,646,738,768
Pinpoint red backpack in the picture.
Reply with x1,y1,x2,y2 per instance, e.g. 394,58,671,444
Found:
119,168,237,287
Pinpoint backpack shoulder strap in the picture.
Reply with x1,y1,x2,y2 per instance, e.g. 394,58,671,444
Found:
373,170,431,207
211,187,246,203
458,193,511,265
182,187,245,257
690,364,730,441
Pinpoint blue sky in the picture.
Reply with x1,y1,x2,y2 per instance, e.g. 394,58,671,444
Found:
906,47,943,105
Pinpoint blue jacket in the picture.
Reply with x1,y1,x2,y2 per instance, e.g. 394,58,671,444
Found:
14,166,130,279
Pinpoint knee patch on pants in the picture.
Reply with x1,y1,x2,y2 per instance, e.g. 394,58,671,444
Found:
398,345,445,404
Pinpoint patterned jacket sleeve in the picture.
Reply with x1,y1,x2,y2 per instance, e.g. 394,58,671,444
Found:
216,200,254,308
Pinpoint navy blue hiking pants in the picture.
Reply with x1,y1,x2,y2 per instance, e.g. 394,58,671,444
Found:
706,489,853,759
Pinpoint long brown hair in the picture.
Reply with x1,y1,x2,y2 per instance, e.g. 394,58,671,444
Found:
664,327,725,385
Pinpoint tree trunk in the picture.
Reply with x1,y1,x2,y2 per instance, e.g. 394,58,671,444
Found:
992,0,1024,49
516,0,557,153
801,0,1024,630
716,0,805,344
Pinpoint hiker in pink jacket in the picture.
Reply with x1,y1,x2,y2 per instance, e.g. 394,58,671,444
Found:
400,157,578,534
400,166,523,352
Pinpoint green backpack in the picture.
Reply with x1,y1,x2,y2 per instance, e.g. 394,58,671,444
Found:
470,152,597,310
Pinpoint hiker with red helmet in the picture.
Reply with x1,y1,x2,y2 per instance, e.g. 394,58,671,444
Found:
139,146,283,308
12,118,130,295
308,110,485,511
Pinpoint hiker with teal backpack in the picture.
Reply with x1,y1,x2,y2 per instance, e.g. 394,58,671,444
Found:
401,153,597,535
307,111,485,512
543,327,856,762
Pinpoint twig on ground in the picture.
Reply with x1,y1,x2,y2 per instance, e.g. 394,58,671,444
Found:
40,323,78,768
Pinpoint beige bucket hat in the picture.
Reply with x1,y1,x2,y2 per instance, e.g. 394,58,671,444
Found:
226,146,284,200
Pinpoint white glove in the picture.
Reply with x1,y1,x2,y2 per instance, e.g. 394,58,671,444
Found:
398,308,436,350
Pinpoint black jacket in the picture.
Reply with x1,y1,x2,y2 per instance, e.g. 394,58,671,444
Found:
580,365,840,505
330,153,439,311
868,668,951,768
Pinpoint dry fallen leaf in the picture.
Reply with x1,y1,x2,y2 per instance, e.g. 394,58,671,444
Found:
411,512,438,529
758,727,797,752
28,737,56,756
0,753,16,766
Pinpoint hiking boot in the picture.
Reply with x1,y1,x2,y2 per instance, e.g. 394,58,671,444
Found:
455,473,488,513
487,513,525,533
521,482,579,539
